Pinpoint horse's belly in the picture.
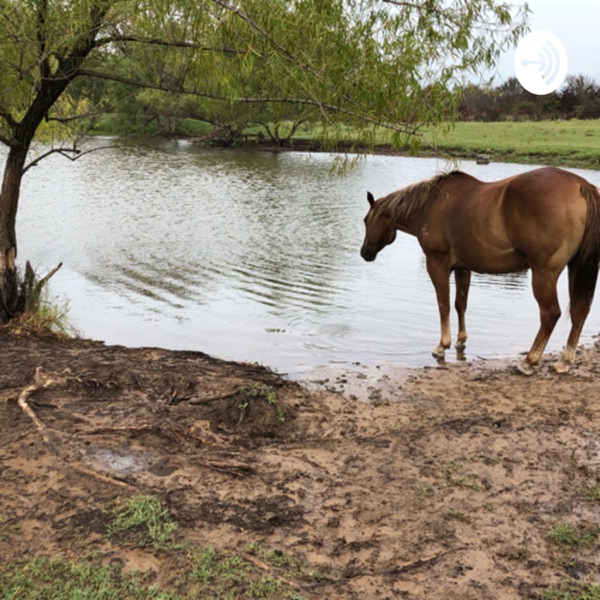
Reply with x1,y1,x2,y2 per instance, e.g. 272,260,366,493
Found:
455,247,529,274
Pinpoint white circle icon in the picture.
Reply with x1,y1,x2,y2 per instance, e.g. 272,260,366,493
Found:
514,30,568,95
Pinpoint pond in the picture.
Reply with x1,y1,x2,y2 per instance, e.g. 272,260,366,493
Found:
15,141,600,376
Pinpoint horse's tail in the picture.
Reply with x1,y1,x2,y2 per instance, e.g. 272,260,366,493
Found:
570,183,600,315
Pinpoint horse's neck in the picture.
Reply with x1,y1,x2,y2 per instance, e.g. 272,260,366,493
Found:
392,208,423,237
388,181,438,236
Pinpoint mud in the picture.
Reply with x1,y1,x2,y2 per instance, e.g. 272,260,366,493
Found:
1,330,599,598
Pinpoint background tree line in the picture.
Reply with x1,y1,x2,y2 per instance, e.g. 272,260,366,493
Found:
459,74,600,122
76,72,600,144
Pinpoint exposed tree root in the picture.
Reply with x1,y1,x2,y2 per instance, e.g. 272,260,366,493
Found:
17,366,60,447
306,546,468,589
16,366,138,490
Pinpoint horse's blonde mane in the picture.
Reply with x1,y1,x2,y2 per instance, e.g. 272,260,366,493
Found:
380,171,457,221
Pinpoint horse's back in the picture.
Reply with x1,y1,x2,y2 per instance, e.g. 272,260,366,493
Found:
426,167,596,274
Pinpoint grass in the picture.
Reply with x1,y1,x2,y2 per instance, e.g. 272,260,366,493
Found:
4,262,76,339
8,295,73,338
586,482,600,502
0,555,172,600
547,523,598,550
108,495,178,550
288,118,600,169
188,546,305,600
0,549,309,600
237,383,286,424
541,583,600,600
93,114,600,169
0,505,316,599
428,119,600,168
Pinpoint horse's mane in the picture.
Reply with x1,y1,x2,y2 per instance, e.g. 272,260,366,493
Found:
380,170,463,221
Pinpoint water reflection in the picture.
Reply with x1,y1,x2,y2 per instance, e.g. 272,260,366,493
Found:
13,142,600,374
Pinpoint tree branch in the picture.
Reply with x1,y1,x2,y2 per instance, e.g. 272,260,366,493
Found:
36,0,52,81
75,68,423,136
210,0,297,63
93,35,241,55
23,144,123,174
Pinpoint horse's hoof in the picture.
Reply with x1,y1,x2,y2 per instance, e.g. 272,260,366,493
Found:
454,340,467,352
553,361,570,374
516,361,534,376
432,348,446,359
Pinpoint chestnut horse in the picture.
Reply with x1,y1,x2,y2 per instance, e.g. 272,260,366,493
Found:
360,167,600,375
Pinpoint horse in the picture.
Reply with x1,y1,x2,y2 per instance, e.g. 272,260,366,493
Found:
360,167,600,375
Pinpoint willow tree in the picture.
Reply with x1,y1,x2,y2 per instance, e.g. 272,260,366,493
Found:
0,0,528,321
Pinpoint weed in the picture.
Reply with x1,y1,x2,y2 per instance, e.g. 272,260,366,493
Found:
417,485,434,497
449,477,481,491
108,495,178,550
245,543,330,585
547,523,598,550
237,383,286,424
444,509,469,522
5,262,76,338
189,546,303,599
586,483,600,502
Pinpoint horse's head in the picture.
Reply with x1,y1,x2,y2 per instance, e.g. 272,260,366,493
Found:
360,191,396,262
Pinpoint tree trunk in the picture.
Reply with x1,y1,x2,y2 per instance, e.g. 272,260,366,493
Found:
0,1,108,322
0,147,27,322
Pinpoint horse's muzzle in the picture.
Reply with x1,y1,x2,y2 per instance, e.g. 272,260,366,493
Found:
360,246,377,262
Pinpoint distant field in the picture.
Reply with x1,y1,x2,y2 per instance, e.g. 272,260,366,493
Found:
428,119,600,168
289,119,600,169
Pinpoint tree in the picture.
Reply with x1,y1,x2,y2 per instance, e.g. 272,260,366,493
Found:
0,0,528,321
559,74,600,120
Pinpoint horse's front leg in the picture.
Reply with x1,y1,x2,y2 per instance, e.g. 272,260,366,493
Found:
454,268,471,354
426,257,452,359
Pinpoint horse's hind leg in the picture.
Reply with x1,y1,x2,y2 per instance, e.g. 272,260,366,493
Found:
454,268,471,354
518,268,562,375
555,265,593,373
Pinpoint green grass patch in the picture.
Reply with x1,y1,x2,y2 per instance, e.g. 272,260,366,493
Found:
188,546,305,599
0,556,172,600
108,495,178,550
428,119,600,167
586,482,600,502
547,523,598,550
287,118,600,168
541,583,600,600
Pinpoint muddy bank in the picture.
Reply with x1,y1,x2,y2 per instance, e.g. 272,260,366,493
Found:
1,331,599,598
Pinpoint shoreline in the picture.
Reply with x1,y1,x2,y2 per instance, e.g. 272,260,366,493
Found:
202,136,600,171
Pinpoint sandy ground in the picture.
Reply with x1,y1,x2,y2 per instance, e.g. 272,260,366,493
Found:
1,331,599,598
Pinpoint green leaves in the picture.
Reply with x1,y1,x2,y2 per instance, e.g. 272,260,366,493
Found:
0,0,529,150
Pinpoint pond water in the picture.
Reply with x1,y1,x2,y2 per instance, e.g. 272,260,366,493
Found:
15,141,600,376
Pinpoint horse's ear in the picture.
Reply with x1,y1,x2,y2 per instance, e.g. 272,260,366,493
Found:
367,191,375,207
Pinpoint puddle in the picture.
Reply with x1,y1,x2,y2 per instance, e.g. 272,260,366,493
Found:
83,446,153,475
